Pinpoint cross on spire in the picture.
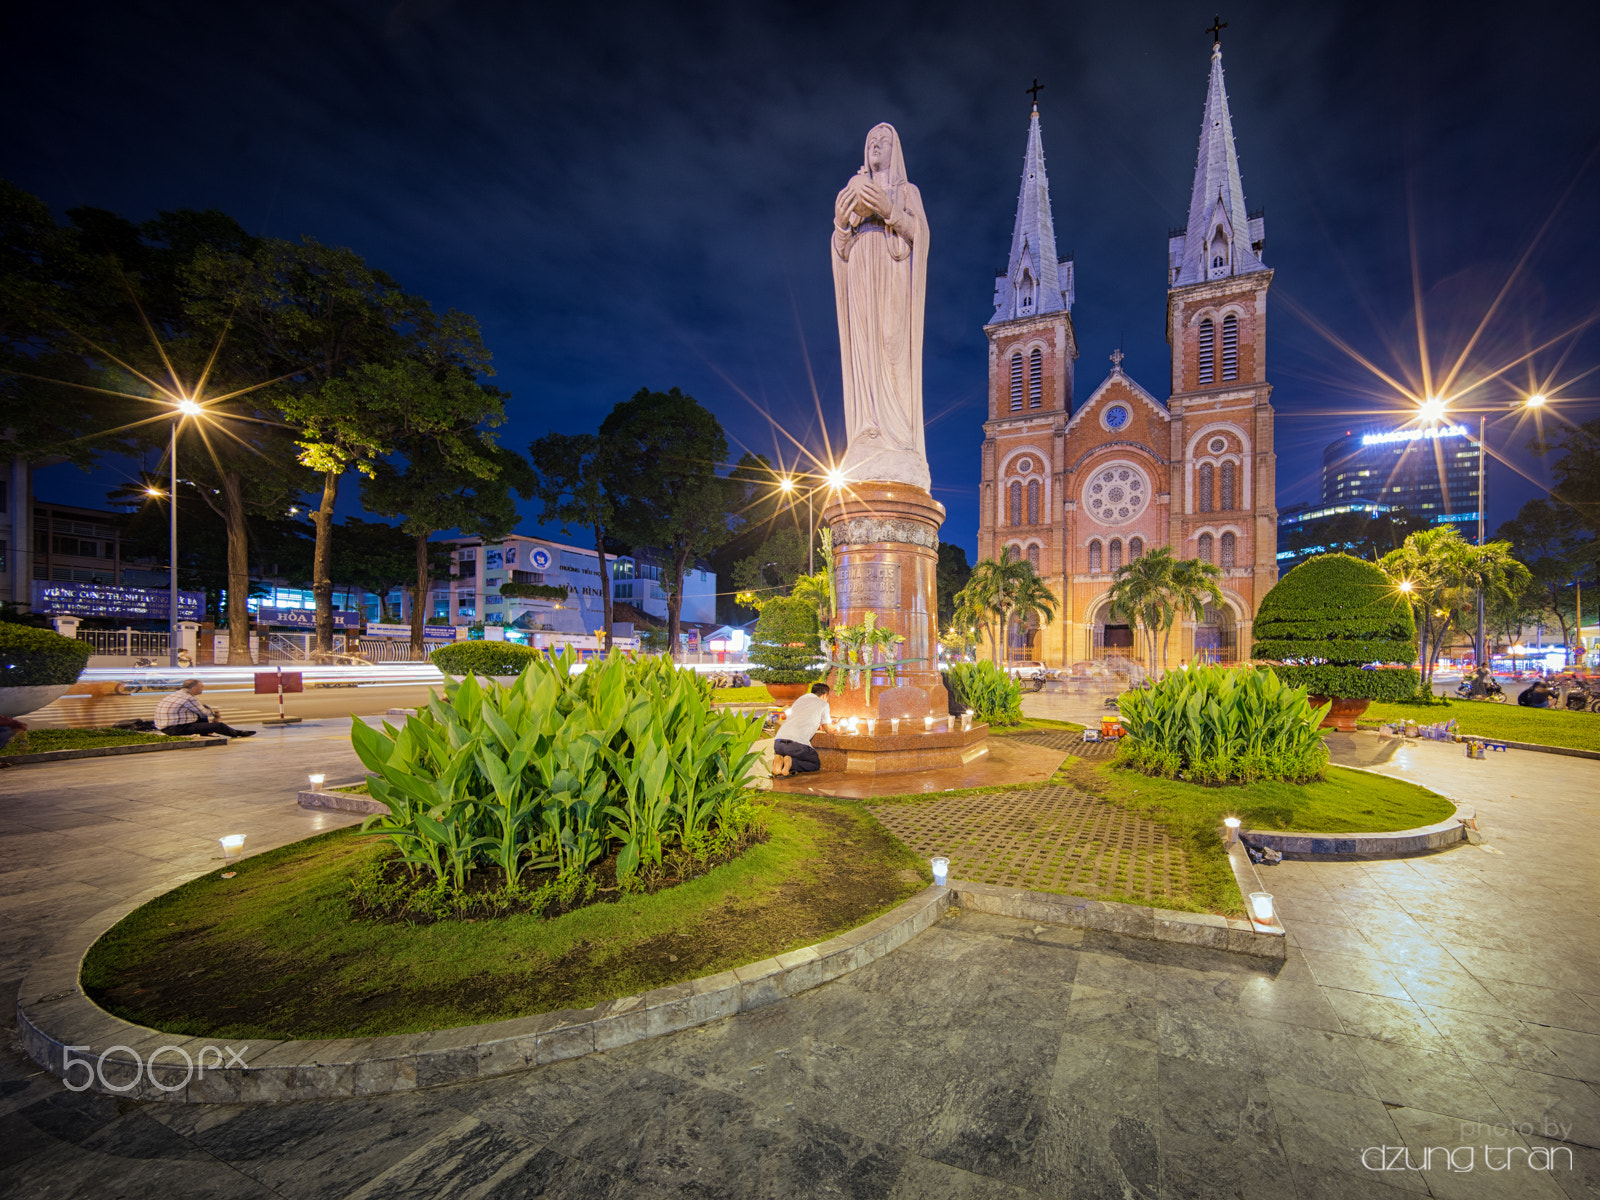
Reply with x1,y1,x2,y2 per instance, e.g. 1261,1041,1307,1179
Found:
1026,78,1044,106
1110,348,1125,369
1206,15,1227,44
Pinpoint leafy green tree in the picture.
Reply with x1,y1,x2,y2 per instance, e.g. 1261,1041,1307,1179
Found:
186,237,505,651
1533,417,1600,532
528,431,617,650
964,547,1048,665
1496,496,1594,662
746,595,823,685
332,517,419,624
730,527,808,612
1168,558,1226,668
362,437,534,652
936,542,972,627
600,387,733,658
1108,547,1177,670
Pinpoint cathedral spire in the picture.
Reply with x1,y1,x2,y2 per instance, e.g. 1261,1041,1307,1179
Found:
1169,39,1265,287
993,105,1074,322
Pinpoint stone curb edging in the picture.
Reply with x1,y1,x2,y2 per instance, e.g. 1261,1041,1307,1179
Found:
949,880,1285,960
2,737,229,765
16,881,953,1105
1356,726,1600,762
1240,802,1475,858
298,787,384,815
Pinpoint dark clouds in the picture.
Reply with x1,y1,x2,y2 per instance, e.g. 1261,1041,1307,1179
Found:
10,0,1599,549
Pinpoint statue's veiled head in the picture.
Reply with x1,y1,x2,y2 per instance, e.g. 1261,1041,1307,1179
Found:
863,123,907,186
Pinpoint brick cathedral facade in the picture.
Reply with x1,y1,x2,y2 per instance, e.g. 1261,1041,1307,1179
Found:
976,40,1278,665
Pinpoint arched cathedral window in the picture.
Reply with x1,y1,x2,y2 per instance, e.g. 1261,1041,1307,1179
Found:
1028,348,1043,408
1220,461,1236,511
1129,537,1144,559
1088,540,1102,573
1109,539,1123,572
1027,480,1039,525
1010,354,1024,412
1220,532,1237,568
1222,315,1239,381
1199,463,1214,513
1198,319,1215,385
1198,533,1214,564
1027,544,1040,571
1009,481,1022,527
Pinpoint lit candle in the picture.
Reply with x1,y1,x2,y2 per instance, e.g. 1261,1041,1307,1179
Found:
1223,817,1241,846
308,774,325,787
1249,891,1275,923
924,716,934,731
219,834,246,862
866,719,876,735
891,718,900,733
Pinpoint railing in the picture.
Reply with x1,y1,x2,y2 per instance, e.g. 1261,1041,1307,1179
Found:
358,639,434,663
264,632,309,661
76,630,169,656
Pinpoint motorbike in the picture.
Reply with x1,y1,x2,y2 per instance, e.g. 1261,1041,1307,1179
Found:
1455,677,1507,703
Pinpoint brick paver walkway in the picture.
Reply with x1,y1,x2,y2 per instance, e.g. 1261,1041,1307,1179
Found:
869,782,1190,901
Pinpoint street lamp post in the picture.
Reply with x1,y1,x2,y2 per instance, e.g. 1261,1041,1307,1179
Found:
1476,413,1486,671
166,400,202,667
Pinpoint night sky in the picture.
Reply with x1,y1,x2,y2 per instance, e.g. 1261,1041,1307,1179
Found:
9,0,1599,560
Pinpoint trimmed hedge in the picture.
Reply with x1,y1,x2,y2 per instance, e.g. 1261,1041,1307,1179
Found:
747,596,823,685
0,623,93,687
430,641,542,678
498,582,569,601
1253,554,1420,701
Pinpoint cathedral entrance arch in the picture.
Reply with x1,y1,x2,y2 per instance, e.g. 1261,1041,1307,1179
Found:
1083,594,1136,665
1193,598,1239,664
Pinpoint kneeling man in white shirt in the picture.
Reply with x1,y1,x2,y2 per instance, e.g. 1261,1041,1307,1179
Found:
772,683,831,776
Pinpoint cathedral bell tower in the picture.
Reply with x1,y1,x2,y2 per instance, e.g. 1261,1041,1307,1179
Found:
977,100,1078,662
1165,34,1278,658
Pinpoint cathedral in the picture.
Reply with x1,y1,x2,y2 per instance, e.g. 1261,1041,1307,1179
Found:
976,37,1278,666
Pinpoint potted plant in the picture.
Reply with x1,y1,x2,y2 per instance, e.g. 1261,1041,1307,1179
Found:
0,622,93,716
1253,553,1421,731
747,595,823,703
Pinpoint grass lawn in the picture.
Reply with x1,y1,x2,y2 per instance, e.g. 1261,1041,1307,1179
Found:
1079,760,1455,835
82,795,927,1041
990,717,1085,734
713,685,779,704
1,727,171,756
1362,699,1600,753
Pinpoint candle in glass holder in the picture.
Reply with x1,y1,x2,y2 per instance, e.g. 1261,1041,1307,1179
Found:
891,718,900,733
924,716,934,731
866,718,877,735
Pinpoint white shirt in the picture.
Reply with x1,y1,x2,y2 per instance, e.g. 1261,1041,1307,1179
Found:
775,693,831,745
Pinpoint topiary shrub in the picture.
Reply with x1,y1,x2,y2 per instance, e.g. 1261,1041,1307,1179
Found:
0,623,93,688
747,596,823,685
430,641,542,678
497,582,569,601
1253,554,1420,701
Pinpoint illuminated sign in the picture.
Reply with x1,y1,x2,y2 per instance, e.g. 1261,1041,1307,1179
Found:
531,547,551,570
31,581,204,620
258,607,361,629
1361,424,1468,447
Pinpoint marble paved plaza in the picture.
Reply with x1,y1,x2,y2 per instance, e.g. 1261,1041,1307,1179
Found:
1,716,1597,1198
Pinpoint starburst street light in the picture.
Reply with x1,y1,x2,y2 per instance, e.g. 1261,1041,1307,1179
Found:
765,463,850,576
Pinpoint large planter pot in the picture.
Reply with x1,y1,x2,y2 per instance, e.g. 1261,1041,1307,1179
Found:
1309,695,1370,733
0,684,76,717
763,682,811,705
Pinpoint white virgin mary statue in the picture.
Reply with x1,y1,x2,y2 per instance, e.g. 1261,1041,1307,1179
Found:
832,123,930,492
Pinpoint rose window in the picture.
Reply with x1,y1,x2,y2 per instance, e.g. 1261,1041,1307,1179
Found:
1209,437,1227,453
1084,462,1149,526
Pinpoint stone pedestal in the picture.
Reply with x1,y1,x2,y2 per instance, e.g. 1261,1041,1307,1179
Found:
823,481,947,719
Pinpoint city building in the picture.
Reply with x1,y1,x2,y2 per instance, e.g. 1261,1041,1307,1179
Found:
1274,501,1394,574
1320,424,1480,526
975,37,1277,665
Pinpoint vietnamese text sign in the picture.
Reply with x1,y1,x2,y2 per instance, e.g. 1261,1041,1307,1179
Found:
32,581,205,621
257,607,361,629
365,623,461,641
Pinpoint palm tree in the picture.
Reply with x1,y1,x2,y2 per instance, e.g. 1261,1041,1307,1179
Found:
1108,547,1177,671
1009,570,1060,660
965,547,1036,665
950,587,988,662
1168,558,1225,669
1380,525,1530,689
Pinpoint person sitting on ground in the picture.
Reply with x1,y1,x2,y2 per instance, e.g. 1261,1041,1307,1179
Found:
1517,678,1555,708
771,682,831,777
154,679,256,738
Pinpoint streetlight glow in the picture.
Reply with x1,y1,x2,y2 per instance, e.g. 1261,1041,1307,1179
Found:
777,476,796,494
176,398,203,417
1527,393,1547,407
1397,579,1413,593
825,467,847,490
1418,396,1447,421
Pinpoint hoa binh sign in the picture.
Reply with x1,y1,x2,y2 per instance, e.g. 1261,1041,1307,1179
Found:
31,581,205,621
256,607,362,630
